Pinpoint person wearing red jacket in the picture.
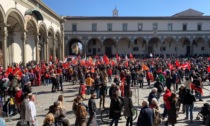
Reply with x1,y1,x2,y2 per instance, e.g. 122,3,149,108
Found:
14,87,23,113
107,67,112,82
162,89,172,120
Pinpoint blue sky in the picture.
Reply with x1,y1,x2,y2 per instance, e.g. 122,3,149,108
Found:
42,0,210,16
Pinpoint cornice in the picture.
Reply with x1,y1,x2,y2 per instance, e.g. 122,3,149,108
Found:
28,0,62,21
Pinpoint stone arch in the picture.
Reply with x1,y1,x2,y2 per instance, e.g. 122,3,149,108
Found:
25,16,38,34
117,37,130,55
179,37,191,56
55,31,61,59
134,37,147,57
0,5,5,23
5,8,25,64
68,38,83,55
163,37,176,55
148,37,161,55
192,37,205,55
87,38,102,56
103,38,116,57
48,27,55,59
5,8,25,26
38,22,47,61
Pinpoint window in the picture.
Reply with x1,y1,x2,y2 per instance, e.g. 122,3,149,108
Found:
168,23,173,31
183,23,187,31
72,24,77,32
123,23,127,31
197,23,202,31
138,23,143,31
153,23,158,30
98,48,101,52
201,47,204,51
92,24,97,32
107,23,112,31
133,47,139,51
160,46,166,51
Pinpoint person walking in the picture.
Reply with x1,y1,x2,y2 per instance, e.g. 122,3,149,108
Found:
153,78,164,101
99,82,107,109
25,94,37,126
148,88,158,106
85,74,94,96
183,89,196,123
87,92,96,126
109,92,124,126
137,100,154,126
124,90,133,126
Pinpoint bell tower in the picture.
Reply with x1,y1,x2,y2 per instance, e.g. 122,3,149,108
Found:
113,6,118,17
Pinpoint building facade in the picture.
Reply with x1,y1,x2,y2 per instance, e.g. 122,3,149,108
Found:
0,0,65,68
64,9,210,58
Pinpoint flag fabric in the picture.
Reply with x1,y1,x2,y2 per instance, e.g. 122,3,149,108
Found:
142,64,149,71
175,60,180,67
207,66,210,73
190,83,203,96
168,63,174,70
129,53,133,59
103,55,109,64
125,61,129,67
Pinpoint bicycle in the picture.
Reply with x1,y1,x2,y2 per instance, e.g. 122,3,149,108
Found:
100,107,138,124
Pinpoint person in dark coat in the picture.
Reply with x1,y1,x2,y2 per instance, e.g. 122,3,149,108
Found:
109,92,123,126
87,92,96,126
183,89,196,123
148,88,158,105
137,100,154,126
153,78,164,100
99,82,107,109
178,84,187,113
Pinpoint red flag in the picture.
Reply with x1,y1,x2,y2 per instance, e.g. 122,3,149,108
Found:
125,61,128,67
168,63,174,70
129,53,133,59
116,53,121,61
175,60,180,67
207,66,210,73
103,55,109,64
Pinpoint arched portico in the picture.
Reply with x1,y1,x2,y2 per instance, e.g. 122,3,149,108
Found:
192,37,206,56
25,16,38,63
117,37,130,56
5,8,25,66
38,22,47,61
179,37,191,56
133,37,147,57
87,38,102,56
68,38,83,56
103,38,116,57
55,31,61,59
163,37,176,55
0,5,6,68
148,37,161,55
48,27,55,61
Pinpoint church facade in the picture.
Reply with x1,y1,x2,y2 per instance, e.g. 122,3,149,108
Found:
0,0,65,68
64,8,210,58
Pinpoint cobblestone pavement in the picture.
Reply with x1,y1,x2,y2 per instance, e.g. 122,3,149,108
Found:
5,79,210,126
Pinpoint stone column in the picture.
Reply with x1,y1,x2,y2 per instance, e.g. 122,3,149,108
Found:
145,40,148,56
2,25,8,69
53,39,56,61
61,23,65,61
21,31,27,66
35,35,39,63
190,40,193,56
46,37,49,62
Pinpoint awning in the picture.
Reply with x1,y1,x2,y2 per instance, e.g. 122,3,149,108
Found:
25,9,44,20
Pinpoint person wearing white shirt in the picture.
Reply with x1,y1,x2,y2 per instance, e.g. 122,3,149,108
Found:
25,94,36,125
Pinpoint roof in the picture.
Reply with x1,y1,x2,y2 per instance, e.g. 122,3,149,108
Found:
172,9,204,17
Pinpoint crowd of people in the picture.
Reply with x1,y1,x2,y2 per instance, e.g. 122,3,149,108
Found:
0,56,210,126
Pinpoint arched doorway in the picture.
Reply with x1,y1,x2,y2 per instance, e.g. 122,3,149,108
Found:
134,37,146,57
180,37,190,56
103,38,116,57
6,9,24,65
163,37,176,56
192,37,205,56
87,38,102,56
48,27,54,60
25,18,38,63
117,37,130,56
38,22,47,61
148,37,160,55
68,38,83,56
